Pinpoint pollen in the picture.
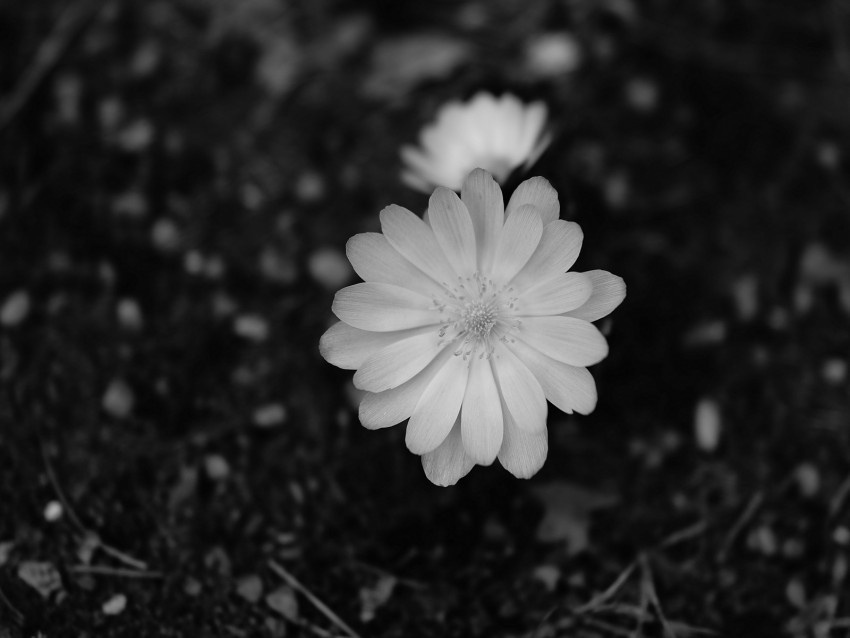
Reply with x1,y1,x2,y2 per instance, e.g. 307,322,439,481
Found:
462,301,496,339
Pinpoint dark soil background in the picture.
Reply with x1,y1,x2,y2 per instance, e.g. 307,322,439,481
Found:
2,0,850,636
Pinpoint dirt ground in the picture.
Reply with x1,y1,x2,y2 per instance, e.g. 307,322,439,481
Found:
2,0,850,636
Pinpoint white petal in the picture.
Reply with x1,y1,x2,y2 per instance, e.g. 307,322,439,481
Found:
380,204,457,286
511,220,583,290
498,399,548,479
506,176,559,226
491,205,543,284
406,352,469,454
421,419,475,486
346,232,445,297
353,331,443,392
332,282,440,332
564,270,627,322
518,316,609,367
517,272,592,316
461,355,503,465
491,343,547,433
460,169,504,273
359,348,453,429
507,338,598,415
319,321,430,370
428,187,477,277
517,102,548,160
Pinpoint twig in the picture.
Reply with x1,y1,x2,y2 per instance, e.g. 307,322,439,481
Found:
0,0,104,131
638,554,677,638
656,521,708,550
574,561,637,615
40,438,149,571
268,560,362,638
68,565,163,579
0,581,24,626
717,491,764,561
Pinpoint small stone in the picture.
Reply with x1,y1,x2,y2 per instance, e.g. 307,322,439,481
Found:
117,119,154,152
112,191,148,218
822,359,847,385
786,578,806,608
816,141,840,170
204,454,230,481
44,501,63,522
625,77,659,112
253,403,287,428
294,172,325,203
184,577,202,596
833,526,850,545
266,585,299,621
234,315,269,341
308,248,352,289
524,32,582,77
102,380,134,418
102,593,127,615
694,398,722,452
731,274,758,321
236,574,263,603
0,291,31,327
18,562,63,598
151,218,181,252
794,463,820,497
184,250,205,275
531,565,560,592
117,298,144,331
748,526,778,556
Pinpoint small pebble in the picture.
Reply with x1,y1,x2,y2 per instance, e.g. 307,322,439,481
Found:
266,585,299,621
102,380,134,418
117,298,144,331
117,119,154,152
816,141,840,170
748,525,778,556
204,454,230,481
0,291,31,327
102,593,127,616
794,463,820,497
731,274,758,321
151,218,181,252
184,250,205,275
184,577,202,596
833,526,850,545
252,403,287,428
822,358,847,385
625,77,659,112
308,247,352,289
524,32,582,77
236,574,263,603
531,565,561,592
295,171,325,203
694,398,722,452
44,501,63,522
786,578,806,608
234,314,269,341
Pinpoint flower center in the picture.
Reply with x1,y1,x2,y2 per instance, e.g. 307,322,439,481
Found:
462,300,496,339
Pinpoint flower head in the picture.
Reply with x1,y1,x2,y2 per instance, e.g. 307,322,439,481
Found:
320,169,625,486
401,93,552,193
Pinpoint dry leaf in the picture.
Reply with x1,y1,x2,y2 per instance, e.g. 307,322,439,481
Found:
18,561,63,599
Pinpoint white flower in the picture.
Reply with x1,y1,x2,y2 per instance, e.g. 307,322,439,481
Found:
400,93,552,193
320,169,625,486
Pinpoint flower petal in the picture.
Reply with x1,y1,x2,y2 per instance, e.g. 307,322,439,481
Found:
564,270,627,323
359,347,453,429
332,282,440,332
346,232,445,297
460,169,504,273
353,331,444,392
461,355,503,465
406,352,469,454
507,338,598,415
491,205,543,284
421,418,475,486
517,101,548,160
506,176,559,226
518,316,609,367
516,272,592,316
511,220,583,290
320,322,429,370
498,398,548,479
492,343,547,433
380,204,456,286
428,187,477,277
